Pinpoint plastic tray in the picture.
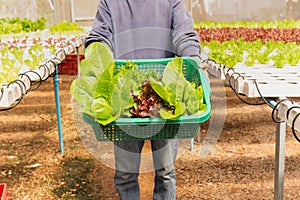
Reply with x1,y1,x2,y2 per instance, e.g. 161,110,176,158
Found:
0,183,8,200
59,54,84,75
83,57,211,141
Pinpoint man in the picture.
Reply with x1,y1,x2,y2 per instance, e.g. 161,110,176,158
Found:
85,1,204,199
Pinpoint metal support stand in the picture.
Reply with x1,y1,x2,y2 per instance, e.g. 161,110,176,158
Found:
76,47,81,76
207,63,298,199
190,126,202,152
274,120,286,200
190,138,194,152
76,47,80,66
54,64,64,154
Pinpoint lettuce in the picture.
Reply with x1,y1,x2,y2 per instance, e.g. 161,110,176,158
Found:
150,57,206,119
70,42,206,125
79,42,114,78
71,42,115,122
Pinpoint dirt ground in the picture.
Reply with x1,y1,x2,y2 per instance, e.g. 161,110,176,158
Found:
1,73,300,200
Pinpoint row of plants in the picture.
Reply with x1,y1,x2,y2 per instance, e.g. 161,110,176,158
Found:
195,20,300,68
0,17,46,34
0,36,81,84
194,19,300,29
49,20,85,34
196,20,300,138
0,20,87,106
197,27,300,43
2,19,299,88
201,39,300,68
0,17,84,35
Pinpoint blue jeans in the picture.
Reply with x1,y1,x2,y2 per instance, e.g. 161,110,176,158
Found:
114,139,178,200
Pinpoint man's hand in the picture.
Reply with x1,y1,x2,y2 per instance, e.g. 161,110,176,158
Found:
192,56,209,70
199,62,209,70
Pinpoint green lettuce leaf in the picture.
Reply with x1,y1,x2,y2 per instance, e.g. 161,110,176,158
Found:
70,76,96,105
149,77,176,106
151,57,206,119
91,97,116,125
83,42,114,78
159,101,186,120
79,59,101,77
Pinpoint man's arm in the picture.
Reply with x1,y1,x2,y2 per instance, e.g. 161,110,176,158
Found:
171,0,201,58
84,0,113,50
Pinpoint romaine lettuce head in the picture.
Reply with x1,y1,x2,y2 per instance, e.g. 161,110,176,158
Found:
83,42,114,78
70,76,96,105
93,62,116,100
91,97,116,125
79,59,101,77
149,77,176,106
159,101,186,120
151,57,206,118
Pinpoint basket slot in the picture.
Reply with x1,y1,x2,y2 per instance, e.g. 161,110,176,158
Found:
137,64,165,74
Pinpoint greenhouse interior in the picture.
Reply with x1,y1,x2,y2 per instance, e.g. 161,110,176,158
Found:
0,0,300,199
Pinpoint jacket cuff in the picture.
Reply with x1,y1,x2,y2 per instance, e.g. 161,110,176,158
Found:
178,44,201,57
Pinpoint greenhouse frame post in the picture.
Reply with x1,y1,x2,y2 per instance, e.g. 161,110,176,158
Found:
54,64,64,154
76,47,81,76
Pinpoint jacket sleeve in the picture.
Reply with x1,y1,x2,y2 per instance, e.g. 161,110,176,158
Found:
84,0,113,50
171,0,201,57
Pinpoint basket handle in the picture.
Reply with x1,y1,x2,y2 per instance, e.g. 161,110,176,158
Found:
182,57,211,95
199,69,211,96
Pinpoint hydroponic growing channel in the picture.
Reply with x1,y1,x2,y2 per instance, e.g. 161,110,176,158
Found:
201,20,300,200
0,18,89,154
0,19,88,109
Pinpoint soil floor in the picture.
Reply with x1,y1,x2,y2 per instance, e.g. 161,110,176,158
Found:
1,73,300,200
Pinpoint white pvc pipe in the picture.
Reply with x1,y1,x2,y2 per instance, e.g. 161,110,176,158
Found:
189,0,193,17
70,0,75,22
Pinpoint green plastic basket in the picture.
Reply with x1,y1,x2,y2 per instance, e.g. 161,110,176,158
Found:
83,57,211,141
